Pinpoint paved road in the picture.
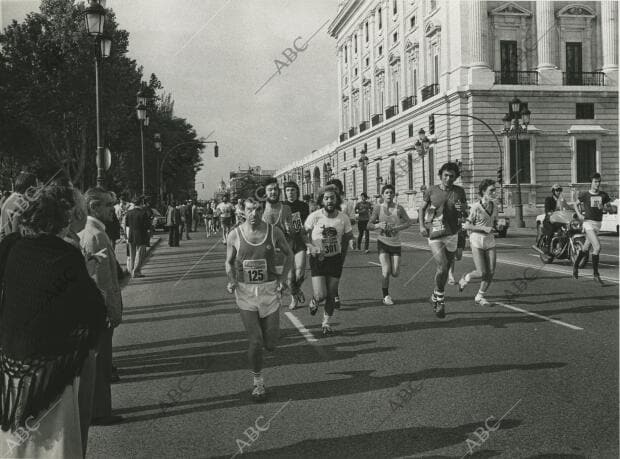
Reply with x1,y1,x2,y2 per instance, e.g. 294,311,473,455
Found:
88,228,618,459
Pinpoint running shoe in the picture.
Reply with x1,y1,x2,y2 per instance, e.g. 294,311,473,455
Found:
430,293,446,319
458,276,468,292
321,323,333,335
364,249,369,254
295,290,306,304
382,295,394,305
334,296,341,310
448,275,456,285
475,294,491,307
309,297,318,315
251,383,267,402
289,296,298,310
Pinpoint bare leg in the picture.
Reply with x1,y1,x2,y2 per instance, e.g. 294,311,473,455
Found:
238,309,265,373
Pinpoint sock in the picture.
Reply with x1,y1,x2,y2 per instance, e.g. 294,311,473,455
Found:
252,371,263,386
334,296,340,303
382,288,389,297
322,312,331,326
476,289,486,298
592,254,600,275
464,273,472,282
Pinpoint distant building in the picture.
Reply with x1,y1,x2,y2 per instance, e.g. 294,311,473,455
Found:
229,166,275,200
276,0,619,224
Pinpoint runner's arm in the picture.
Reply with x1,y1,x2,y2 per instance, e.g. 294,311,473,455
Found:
419,196,430,237
274,227,293,286
224,231,238,287
340,215,353,259
393,206,411,232
366,205,381,231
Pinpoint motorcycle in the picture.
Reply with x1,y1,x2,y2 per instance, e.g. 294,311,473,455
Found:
533,210,589,267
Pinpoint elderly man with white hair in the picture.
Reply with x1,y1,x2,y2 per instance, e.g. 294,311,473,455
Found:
79,187,124,426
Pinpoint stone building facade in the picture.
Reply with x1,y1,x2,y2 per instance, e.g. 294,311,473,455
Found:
275,0,618,223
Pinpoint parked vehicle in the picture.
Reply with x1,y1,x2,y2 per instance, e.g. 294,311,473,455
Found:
536,198,619,235
533,210,588,266
151,208,167,231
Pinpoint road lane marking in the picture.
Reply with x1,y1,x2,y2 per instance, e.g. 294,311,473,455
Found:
495,242,526,247
495,302,584,330
284,312,318,343
368,261,382,267
526,254,616,268
388,239,619,284
174,239,221,287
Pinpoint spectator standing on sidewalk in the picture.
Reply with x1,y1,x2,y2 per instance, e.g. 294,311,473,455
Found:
192,201,200,231
79,187,124,426
0,185,107,458
0,171,37,242
166,200,180,247
183,200,193,239
125,196,150,278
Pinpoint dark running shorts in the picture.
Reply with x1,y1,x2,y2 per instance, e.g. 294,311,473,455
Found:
377,240,402,256
457,230,466,249
290,235,306,253
309,254,344,278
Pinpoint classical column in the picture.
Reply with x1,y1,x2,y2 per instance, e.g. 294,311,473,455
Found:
337,47,344,134
347,36,354,129
399,0,407,108
369,11,377,115
601,0,618,86
468,0,494,86
382,1,391,111
536,0,562,85
358,23,365,123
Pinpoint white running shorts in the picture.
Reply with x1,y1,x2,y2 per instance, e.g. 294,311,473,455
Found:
428,233,459,252
234,281,281,318
469,232,496,250
582,220,601,233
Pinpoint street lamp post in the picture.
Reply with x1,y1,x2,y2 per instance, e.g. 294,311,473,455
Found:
412,128,435,192
83,0,111,187
136,88,150,196
502,96,531,228
358,146,369,195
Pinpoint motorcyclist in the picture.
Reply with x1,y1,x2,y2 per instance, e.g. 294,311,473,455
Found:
542,184,569,252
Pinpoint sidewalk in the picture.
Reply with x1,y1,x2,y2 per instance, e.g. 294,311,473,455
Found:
114,234,162,285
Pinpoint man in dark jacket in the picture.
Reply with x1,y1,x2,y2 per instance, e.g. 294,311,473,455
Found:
166,201,181,247
125,196,150,278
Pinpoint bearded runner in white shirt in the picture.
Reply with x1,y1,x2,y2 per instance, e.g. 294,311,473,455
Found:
304,185,353,335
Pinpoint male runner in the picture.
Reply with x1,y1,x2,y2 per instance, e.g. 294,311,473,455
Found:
367,184,411,305
305,185,353,335
420,162,467,318
216,195,234,244
573,172,611,284
355,192,373,253
262,179,293,276
225,198,292,401
283,180,310,309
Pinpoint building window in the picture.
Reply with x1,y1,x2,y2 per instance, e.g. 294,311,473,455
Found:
393,0,397,15
354,35,358,54
576,103,594,119
365,22,369,42
576,140,596,183
376,162,381,194
377,137,381,149
430,0,437,10
407,153,413,189
408,123,414,137
344,151,347,161
378,8,382,29
344,46,348,63
393,32,398,44
500,41,518,83
390,159,396,185
391,131,396,144
566,42,583,84
352,170,357,196
509,139,531,184
365,57,369,67
378,45,383,56
410,16,416,29
353,147,356,158
354,68,358,77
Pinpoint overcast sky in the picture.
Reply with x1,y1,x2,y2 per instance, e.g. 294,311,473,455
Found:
2,0,340,198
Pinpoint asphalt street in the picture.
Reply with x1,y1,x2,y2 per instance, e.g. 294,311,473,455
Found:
89,227,619,459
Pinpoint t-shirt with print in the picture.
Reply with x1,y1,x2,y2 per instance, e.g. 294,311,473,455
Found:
217,202,234,218
369,204,409,246
578,190,610,222
423,185,468,236
304,209,352,258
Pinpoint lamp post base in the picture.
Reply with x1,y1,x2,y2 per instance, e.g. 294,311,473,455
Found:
514,204,526,228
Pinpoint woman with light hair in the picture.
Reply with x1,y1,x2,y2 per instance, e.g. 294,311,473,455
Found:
0,185,107,458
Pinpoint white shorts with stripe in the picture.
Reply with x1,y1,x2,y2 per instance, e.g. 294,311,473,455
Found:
234,280,281,318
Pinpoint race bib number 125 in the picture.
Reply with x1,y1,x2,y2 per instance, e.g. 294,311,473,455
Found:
242,259,267,283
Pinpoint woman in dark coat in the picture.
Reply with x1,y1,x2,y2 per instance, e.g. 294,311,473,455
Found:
0,185,107,458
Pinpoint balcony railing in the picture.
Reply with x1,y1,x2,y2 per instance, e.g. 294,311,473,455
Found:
339,132,348,142
401,95,417,111
494,70,539,85
348,126,358,138
371,113,383,126
359,121,369,133
385,105,398,119
421,83,439,101
563,72,605,86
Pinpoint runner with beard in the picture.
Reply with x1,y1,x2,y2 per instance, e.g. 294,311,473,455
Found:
262,179,293,277
225,198,292,401
305,185,353,335
283,181,310,310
